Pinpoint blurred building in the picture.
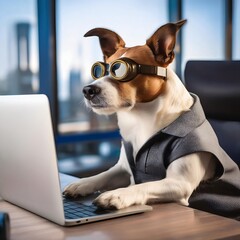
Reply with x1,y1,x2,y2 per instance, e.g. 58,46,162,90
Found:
7,22,37,94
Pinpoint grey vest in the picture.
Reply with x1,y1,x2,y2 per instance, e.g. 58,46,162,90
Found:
124,94,240,220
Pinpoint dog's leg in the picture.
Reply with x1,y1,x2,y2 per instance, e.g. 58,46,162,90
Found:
63,144,133,197
93,152,216,209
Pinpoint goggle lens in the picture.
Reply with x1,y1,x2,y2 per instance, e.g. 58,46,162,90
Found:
92,64,104,79
111,62,128,79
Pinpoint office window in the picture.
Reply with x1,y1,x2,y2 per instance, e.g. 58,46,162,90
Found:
182,0,225,72
57,139,121,177
0,0,39,95
233,0,240,59
56,0,168,134
56,0,168,176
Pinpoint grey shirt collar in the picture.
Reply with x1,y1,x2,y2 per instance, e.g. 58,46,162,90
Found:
161,93,206,137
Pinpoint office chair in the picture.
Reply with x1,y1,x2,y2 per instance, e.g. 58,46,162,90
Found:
184,60,240,166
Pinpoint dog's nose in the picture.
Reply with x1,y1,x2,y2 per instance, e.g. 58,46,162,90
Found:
82,85,101,100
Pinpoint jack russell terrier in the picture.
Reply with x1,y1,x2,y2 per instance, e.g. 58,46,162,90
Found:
64,20,240,220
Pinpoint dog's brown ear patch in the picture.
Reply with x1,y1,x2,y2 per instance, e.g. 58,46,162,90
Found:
84,28,125,61
146,19,186,66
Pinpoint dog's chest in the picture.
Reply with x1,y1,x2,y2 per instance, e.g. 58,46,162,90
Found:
117,111,159,159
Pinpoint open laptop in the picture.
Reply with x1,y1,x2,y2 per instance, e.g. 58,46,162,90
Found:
0,94,152,226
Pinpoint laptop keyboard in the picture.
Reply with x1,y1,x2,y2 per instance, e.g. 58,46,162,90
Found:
63,198,112,219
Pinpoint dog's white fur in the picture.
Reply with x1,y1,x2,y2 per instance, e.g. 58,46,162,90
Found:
64,65,216,209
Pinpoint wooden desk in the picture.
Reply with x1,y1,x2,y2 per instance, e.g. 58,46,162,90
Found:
1,200,240,240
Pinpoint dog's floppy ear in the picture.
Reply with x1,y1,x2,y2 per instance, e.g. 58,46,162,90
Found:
84,28,125,61
146,19,186,65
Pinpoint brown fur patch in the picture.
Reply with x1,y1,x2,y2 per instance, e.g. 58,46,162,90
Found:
106,45,166,103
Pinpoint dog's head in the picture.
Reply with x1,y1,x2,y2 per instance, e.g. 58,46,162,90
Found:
83,20,186,115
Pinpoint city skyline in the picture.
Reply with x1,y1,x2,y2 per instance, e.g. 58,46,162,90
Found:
0,0,239,101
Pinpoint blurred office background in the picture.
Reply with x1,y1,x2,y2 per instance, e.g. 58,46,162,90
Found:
0,0,239,177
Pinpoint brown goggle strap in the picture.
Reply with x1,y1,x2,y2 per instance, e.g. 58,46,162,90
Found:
139,65,167,79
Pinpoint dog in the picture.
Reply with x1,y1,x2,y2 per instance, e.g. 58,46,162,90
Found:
64,20,240,220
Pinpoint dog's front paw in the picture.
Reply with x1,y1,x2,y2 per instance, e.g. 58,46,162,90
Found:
93,187,146,209
63,179,96,198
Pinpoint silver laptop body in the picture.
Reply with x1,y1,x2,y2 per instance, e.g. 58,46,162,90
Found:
0,94,152,226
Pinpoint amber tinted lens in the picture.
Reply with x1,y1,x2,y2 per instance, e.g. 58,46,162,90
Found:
111,61,128,79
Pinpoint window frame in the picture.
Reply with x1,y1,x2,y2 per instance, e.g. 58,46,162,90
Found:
37,0,121,144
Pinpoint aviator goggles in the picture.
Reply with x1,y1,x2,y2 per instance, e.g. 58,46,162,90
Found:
91,57,167,82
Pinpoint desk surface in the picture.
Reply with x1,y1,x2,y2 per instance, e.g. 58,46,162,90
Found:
1,200,240,240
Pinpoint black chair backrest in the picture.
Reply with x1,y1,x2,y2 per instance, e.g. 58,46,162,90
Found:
184,61,240,165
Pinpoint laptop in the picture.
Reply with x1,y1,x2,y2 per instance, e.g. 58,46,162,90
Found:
0,94,152,226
